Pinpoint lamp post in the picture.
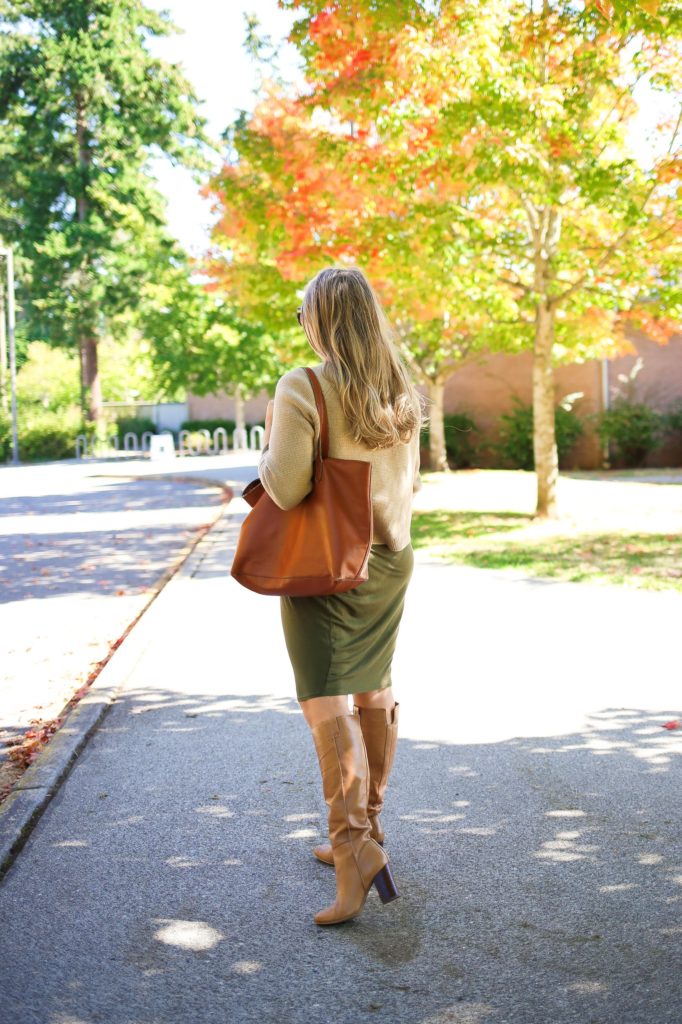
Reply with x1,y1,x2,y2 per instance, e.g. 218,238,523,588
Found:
0,246,19,464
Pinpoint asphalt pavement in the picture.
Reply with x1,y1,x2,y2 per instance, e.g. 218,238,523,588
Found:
0,460,227,799
0,461,681,1023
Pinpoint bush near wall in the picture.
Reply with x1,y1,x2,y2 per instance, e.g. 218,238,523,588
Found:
420,412,479,468
664,403,682,442
181,419,237,435
116,416,157,443
596,401,665,468
496,400,584,470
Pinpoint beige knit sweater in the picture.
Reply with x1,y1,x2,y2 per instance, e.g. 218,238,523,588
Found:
258,363,422,552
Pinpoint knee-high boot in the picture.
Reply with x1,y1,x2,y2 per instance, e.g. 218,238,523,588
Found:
313,703,399,867
311,712,399,926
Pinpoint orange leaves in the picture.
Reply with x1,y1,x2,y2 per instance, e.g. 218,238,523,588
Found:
656,158,682,186
592,0,615,19
628,311,678,347
6,716,63,769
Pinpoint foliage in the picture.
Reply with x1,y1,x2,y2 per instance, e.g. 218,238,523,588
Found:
420,412,479,468
180,430,214,453
0,410,10,461
15,342,80,412
597,401,665,467
497,400,584,471
99,330,168,403
12,334,169,421
17,408,84,462
664,402,682,439
181,419,237,434
139,260,301,401
0,0,208,420
115,417,156,443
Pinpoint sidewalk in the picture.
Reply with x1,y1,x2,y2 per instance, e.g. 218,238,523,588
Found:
0,480,681,1023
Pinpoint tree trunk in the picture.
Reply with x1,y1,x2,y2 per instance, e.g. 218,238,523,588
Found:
81,335,102,424
75,92,102,425
525,200,561,518
0,282,7,413
428,378,448,472
533,300,558,517
234,385,246,434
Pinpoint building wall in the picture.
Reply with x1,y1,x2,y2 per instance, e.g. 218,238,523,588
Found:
443,329,682,469
187,329,682,469
187,390,270,424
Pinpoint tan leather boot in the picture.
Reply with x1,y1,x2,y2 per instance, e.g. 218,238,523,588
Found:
313,703,399,867
311,712,399,926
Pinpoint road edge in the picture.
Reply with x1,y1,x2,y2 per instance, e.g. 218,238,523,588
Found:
0,476,234,880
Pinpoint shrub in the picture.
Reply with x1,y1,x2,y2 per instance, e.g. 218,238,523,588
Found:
116,416,156,443
420,412,479,468
664,403,682,439
597,401,665,467
16,341,80,411
181,418,237,434
17,409,85,462
181,429,213,453
496,399,584,470
0,411,11,462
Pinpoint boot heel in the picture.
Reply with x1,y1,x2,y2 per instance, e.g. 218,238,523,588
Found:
373,863,400,904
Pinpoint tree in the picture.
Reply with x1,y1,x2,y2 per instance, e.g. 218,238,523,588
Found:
277,0,682,514
207,79,524,471
0,0,207,422
139,258,303,430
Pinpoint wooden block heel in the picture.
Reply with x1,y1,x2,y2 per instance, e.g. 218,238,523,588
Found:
373,863,400,904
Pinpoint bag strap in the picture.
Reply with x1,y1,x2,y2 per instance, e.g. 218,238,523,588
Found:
304,368,329,479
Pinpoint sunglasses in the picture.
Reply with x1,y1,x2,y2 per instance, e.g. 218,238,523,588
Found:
296,306,303,325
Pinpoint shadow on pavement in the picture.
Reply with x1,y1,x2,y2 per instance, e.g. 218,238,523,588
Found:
0,477,223,603
0,477,221,518
0,686,680,1024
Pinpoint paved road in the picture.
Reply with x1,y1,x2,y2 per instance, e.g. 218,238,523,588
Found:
0,480,681,1024
0,460,225,795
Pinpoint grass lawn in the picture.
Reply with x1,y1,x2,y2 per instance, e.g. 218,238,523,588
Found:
411,471,682,591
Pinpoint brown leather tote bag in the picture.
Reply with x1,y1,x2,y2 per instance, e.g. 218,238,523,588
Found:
230,368,373,597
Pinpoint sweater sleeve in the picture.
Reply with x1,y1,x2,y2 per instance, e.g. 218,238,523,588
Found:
258,368,317,511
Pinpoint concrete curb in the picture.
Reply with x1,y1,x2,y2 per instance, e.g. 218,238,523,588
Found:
0,476,234,880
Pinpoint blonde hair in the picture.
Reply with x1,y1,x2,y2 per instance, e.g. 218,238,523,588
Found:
300,267,422,449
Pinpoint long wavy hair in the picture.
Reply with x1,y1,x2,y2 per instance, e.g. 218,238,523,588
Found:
300,267,422,449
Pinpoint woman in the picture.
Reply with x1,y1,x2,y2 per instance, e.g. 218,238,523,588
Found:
258,267,422,926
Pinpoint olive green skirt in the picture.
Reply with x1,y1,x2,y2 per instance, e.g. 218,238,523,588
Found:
280,543,414,702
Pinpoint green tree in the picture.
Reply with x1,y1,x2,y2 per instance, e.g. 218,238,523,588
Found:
139,262,304,430
0,0,207,423
16,340,79,410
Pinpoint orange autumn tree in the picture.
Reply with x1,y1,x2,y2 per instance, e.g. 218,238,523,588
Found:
273,0,682,514
206,81,524,472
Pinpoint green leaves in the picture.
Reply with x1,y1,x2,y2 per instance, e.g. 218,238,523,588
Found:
0,0,210,415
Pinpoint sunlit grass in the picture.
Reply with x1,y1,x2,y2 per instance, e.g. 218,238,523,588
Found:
411,510,682,591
